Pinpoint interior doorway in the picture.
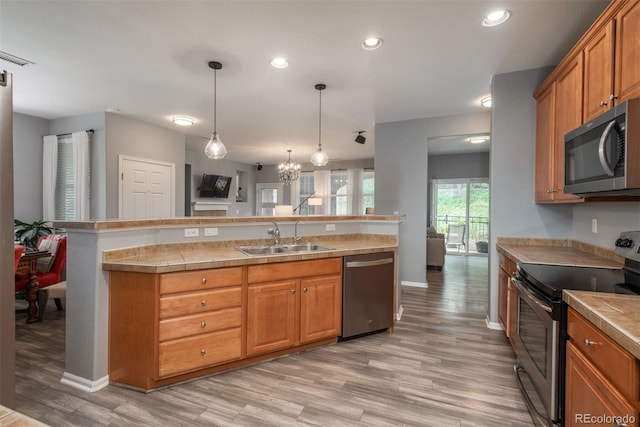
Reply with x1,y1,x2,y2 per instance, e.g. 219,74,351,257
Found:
256,183,284,216
431,178,489,256
119,155,175,219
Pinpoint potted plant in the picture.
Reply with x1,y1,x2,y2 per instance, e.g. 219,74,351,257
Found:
476,240,489,253
14,219,57,249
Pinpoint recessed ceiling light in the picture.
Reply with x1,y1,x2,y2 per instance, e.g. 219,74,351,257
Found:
482,9,511,27
270,57,289,69
467,136,490,144
362,37,383,50
172,117,194,126
480,96,492,108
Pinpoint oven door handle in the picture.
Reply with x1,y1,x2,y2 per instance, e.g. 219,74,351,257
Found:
512,277,552,313
514,365,554,427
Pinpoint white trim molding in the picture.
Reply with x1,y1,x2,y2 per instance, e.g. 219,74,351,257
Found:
485,316,503,331
61,372,109,392
401,280,428,288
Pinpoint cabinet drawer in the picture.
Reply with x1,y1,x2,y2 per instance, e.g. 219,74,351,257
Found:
498,253,516,274
568,308,639,401
159,307,241,342
159,267,242,294
158,327,242,378
160,287,241,318
248,257,342,284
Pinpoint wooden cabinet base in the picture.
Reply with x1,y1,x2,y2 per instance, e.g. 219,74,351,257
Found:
110,337,336,392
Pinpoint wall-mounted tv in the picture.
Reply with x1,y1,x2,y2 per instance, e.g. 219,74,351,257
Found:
197,174,232,198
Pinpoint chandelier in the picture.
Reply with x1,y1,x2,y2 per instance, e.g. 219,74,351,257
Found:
278,150,301,184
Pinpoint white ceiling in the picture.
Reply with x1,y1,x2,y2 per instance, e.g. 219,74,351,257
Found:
0,0,609,164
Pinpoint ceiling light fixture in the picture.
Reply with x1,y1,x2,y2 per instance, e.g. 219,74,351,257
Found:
172,116,194,126
204,61,227,159
467,136,490,144
270,57,289,69
355,131,366,144
482,9,511,27
278,150,301,184
480,96,492,108
311,83,330,167
362,37,383,50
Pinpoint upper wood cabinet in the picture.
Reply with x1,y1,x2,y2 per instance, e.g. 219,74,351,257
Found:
534,0,639,204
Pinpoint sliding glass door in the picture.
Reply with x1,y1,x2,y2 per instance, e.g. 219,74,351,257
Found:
431,178,489,255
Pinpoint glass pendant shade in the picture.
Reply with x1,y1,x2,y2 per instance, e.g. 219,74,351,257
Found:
204,132,227,159
310,147,329,166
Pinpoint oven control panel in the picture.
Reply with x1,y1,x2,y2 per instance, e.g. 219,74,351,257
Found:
614,231,640,260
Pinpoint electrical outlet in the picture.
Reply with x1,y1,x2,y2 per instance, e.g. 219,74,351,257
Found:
326,224,336,232
591,219,598,234
204,227,218,236
184,228,199,237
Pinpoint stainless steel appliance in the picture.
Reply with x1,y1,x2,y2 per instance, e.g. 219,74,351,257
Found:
341,252,394,339
564,98,640,197
513,231,640,426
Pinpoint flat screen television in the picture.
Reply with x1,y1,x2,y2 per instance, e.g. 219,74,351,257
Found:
197,174,232,198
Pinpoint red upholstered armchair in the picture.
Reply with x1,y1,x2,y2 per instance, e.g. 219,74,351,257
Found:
14,245,24,271
15,235,67,293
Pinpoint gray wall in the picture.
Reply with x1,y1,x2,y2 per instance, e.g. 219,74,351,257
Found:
13,113,48,222
49,113,107,219
427,152,490,224
375,112,491,285
105,113,186,218
185,145,257,217
572,203,640,246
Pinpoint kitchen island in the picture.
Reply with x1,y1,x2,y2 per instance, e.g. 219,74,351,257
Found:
55,215,402,392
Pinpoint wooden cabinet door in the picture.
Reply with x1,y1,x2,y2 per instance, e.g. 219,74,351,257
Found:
507,278,517,349
300,275,342,344
246,280,298,356
565,341,639,427
583,20,615,121
535,83,556,202
553,55,584,202
498,267,508,331
614,0,640,102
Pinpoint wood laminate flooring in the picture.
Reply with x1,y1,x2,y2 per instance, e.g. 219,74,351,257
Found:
14,255,534,426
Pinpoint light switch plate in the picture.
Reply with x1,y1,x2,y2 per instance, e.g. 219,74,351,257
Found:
184,228,199,237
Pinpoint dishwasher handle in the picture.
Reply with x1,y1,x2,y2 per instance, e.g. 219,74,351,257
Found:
346,258,393,268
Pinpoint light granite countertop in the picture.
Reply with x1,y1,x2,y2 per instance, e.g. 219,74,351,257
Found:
563,290,640,360
496,238,623,269
102,234,397,274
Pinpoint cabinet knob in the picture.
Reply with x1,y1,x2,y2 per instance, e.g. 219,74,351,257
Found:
200,349,206,356
201,277,207,285
201,321,207,328
201,300,207,307
615,422,628,427
599,100,608,107
303,287,308,293
584,338,597,347
610,94,619,100
291,289,296,294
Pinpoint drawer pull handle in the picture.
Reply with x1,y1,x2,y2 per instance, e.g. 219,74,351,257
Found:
584,338,597,347
200,349,206,356
291,289,296,294
303,287,308,293
201,321,206,328
201,278,207,285
201,300,207,307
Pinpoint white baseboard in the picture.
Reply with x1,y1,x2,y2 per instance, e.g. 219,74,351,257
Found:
396,304,404,320
61,372,109,392
401,281,428,288
485,316,503,331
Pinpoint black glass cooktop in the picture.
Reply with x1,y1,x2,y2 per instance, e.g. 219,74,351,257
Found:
517,263,640,300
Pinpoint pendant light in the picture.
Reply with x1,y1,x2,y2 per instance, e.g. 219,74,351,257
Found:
204,61,227,159
310,83,329,167
278,150,301,184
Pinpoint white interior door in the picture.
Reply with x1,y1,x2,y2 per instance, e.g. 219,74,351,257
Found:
256,183,283,216
119,155,175,219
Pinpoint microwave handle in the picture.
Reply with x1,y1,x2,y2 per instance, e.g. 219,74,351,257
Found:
598,120,617,177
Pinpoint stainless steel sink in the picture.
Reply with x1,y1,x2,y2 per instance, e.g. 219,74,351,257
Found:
236,243,333,256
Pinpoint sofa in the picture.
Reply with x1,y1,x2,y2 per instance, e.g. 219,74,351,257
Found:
426,226,445,270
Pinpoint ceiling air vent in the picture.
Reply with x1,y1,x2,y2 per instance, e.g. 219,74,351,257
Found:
0,51,35,67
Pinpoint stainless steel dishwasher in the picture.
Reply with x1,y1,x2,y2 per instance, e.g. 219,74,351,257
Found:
341,251,394,339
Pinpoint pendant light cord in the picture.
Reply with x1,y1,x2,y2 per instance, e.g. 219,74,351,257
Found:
318,88,322,150
213,68,217,134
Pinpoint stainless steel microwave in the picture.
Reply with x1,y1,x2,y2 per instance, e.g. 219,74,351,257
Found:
564,98,640,196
